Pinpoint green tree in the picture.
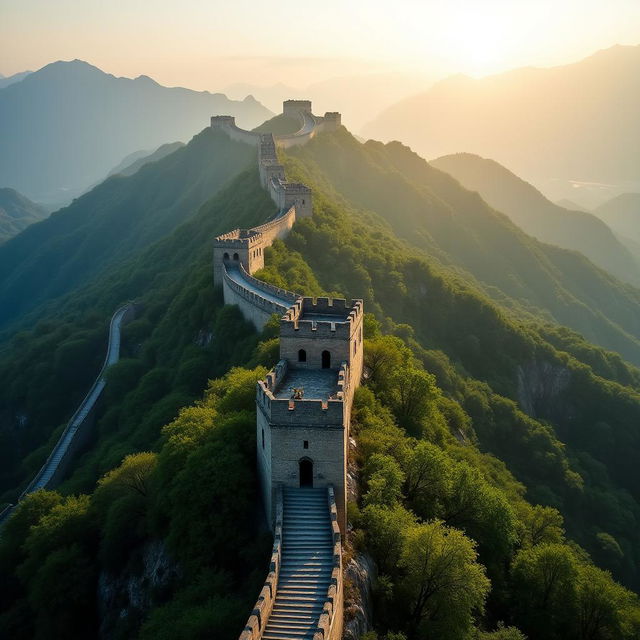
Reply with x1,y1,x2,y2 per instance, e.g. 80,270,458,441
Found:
397,521,490,639
511,543,578,638
362,453,405,507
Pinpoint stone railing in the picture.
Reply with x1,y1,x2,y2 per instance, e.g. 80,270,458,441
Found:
239,487,284,640
314,486,344,640
228,262,298,307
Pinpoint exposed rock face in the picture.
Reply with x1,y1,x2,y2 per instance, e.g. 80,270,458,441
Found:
97,539,179,639
347,436,359,504
343,552,376,640
517,359,572,419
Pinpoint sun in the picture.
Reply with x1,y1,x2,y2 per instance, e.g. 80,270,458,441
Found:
441,10,515,77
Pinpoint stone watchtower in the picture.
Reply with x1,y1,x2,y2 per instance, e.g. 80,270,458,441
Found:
256,298,364,533
283,99,313,117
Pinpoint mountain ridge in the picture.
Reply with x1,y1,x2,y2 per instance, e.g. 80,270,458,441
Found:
0,59,272,203
430,152,640,286
363,44,640,206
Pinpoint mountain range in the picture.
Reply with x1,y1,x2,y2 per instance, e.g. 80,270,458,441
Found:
594,193,640,245
0,188,49,243
0,60,272,204
363,45,640,208
430,153,640,286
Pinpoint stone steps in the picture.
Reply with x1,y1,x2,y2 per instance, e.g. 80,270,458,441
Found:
262,487,333,638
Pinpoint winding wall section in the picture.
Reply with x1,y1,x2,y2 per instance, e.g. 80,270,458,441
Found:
0,303,135,528
212,101,345,640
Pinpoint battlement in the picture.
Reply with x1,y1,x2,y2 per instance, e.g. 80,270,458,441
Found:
211,115,236,127
213,228,263,248
257,366,346,427
280,297,363,339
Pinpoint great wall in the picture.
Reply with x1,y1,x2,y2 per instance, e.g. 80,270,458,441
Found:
0,303,136,527
211,100,358,640
1,100,356,639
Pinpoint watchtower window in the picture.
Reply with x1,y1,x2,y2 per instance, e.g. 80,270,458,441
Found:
298,349,307,363
223,252,230,260
233,252,239,261
303,440,309,449
322,350,331,369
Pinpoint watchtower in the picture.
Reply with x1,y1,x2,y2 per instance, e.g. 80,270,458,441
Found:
256,298,364,533
283,99,313,117
323,112,342,131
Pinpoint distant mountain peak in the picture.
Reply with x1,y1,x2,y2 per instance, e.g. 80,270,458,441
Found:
134,74,159,86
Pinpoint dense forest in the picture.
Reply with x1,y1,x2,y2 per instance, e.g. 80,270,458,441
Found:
1,125,640,638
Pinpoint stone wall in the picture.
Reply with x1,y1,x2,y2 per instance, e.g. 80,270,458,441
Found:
320,486,344,640
239,488,284,640
210,115,260,147
222,266,295,330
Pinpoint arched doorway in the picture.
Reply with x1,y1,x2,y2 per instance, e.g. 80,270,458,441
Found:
321,350,331,369
233,252,239,261
299,458,313,487
298,349,307,362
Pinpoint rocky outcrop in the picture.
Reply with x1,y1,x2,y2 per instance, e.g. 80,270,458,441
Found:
516,359,571,418
343,552,376,640
97,539,179,639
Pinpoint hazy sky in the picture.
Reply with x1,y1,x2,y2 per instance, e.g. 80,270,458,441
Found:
1,0,639,89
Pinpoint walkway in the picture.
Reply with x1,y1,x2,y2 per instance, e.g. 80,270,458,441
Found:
21,303,132,495
224,262,293,310
263,487,334,639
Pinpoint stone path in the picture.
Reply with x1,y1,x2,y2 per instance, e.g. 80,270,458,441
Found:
263,487,333,639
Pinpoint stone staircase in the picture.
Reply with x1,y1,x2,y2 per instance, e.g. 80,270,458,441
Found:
262,487,333,639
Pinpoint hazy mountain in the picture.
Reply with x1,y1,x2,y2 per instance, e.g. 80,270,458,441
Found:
431,153,640,286
556,198,590,212
0,188,48,243
0,70,31,89
364,45,640,205
107,142,185,178
0,60,272,203
594,193,640,244
0,127,256,332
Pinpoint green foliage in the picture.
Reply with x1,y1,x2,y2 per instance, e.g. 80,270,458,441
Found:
260,142,640,593
0,366,273,639
398,521,490,638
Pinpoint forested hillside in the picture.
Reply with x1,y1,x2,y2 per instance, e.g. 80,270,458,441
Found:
0,128,256,334
430,153,640,286
1,126,640,638
282,128,640,367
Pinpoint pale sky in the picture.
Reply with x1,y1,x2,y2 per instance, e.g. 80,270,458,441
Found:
1,0,639,90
